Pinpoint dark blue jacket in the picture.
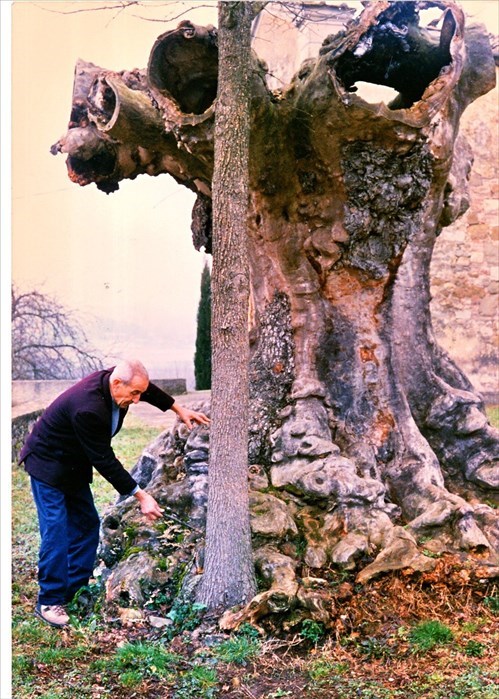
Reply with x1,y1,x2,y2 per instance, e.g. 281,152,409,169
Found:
19,368,174,495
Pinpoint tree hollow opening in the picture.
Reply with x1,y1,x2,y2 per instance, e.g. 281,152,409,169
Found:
334,3,456,109
88,79,117,128
147,21,219,115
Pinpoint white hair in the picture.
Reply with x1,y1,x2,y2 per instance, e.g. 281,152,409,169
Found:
110,359,149,385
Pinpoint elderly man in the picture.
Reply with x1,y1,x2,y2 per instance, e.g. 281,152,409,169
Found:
19,359,209,628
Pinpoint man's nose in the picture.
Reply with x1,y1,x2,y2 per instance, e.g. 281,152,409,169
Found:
132,394,141,403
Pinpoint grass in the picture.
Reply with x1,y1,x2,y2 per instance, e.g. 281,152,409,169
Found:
174,665,218,698
111,416,159,467
487,405,499,429
408,620,453,653
11,411,499,699
213,634,261,665
109,640,182,680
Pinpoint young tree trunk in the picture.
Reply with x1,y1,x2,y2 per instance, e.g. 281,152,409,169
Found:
196,1,257,611
53,0,498,625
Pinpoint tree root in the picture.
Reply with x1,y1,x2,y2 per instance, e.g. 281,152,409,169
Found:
95,399,499,633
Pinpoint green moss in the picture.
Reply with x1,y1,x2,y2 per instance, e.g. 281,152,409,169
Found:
123,545,143,559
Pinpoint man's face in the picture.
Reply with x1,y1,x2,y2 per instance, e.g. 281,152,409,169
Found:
110,375,149,408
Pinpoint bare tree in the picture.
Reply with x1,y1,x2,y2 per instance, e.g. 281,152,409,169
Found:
12,285,102,379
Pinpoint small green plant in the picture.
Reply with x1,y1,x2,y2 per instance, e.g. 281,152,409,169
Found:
451,667,499,698
308,659,341,682
294,533,308,559
237,622,261,639
119,670,143,688
422,548,441,559
156,556,169,572
12,654,33,677
299,618,325,644
123,522,139,539
461,620,481,633
214,634,260,665
408,620,454,653
358,636,393,660
166,600,207,636
174,665,218,698
266,690,292,698
112,641,181,679
67,583,102,618
69,614,103,636
464,640,486,657
426,672,445,685
142,580,174,611
308,659,350,683
14,618,52,644
123,545,143,559
483,594,499,614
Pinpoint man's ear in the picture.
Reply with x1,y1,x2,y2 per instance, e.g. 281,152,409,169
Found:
109,377,122,396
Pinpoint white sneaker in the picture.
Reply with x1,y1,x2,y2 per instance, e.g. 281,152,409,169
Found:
35,604,70,628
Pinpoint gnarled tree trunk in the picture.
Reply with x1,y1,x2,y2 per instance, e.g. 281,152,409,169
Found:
53,0,498,626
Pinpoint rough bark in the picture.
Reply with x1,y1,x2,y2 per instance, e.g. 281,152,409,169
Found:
53,0,498,627
196,1,257,611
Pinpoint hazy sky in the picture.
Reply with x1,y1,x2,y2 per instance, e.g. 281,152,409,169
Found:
9,1,223,384
5,0,499,384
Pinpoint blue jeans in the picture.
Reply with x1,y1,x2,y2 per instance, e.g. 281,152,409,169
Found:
30,476,100,605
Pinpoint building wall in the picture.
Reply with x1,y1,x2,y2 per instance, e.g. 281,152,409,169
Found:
430,75,498,401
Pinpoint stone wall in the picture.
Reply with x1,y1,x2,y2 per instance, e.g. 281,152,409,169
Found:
12,378,187,419
149,379,187,397
12,410,42,463
12,380,77,418
430,73,498,402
